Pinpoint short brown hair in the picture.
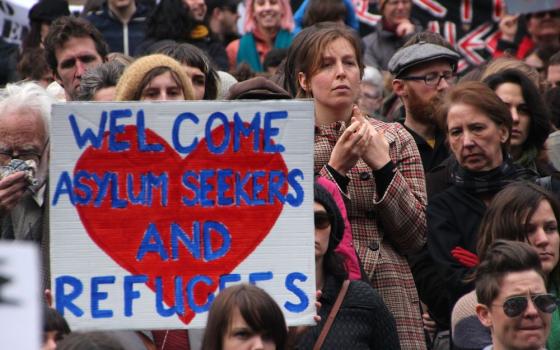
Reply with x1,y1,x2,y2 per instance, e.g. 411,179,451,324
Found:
43,16,108,76
436,81,512,151
475,240,545,307
294,23,364,98
201,284,288,350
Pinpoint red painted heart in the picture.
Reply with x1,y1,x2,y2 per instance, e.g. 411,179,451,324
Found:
74,124,288,325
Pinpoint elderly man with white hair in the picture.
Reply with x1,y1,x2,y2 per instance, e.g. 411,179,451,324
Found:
0,82,53,289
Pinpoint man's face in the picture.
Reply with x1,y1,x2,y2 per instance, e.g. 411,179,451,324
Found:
527,10,560,40
221,7,240,35
395,59,454,124
108,0,134,11
477,270,551,350
547,64,560,87
382,0,412,27
54,36,103,101
0,108,48,184
185,0,207,21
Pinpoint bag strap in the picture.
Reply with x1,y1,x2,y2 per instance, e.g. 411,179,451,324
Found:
313,280,350,350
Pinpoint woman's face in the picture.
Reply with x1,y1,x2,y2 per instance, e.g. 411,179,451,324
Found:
298,37,361,116
253,0,283,31
447,102,508,172
182,65,206,100
314,202,331,260
526,199,560,275
493,82,530,151
140,71,184,101
223,307,276,350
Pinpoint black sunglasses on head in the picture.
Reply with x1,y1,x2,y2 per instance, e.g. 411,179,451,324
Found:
498,294,558,318
314,211,332,229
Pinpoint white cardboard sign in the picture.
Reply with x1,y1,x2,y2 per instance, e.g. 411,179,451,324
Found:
50,100,316,330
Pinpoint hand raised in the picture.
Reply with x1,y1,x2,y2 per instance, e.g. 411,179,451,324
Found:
0,171,27,213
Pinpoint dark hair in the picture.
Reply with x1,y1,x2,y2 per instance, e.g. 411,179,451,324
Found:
77,60,126,101
43,16,108,76
201,284,288,350
56,331,124,350
484,69,551,151
293,23,364,98
17,47,51,82
475,240,545,307
263,48,288,72
157,43,219,99
43,306,71,334
302,0,347,28
477,182,560,289
134,66,184,100
545,86,560,128
145,0,194,41
206,0,239,14
314,182,349,282
437,81,512,151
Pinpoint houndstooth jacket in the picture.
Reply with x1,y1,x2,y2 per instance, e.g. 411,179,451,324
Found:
315,118,428,350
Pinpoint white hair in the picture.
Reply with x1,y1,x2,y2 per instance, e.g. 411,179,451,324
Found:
362,66,383,89
0,81,54,132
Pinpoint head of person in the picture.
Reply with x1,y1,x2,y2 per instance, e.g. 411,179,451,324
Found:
42,306,71,350
77,60,127,101
206,0,240,37
378,0,412,28
358,66,384,115
145,0,194,42
17,47,54,88
545,86,560,128
0,82,53,189
243,0,294,34
23,0,70,50
201,283,288,350
301,0,347,28
477,182,560,285
295,24,364,119
437,81,512,172
43,16,108,101
314,182,348,281
56,331,124,350
157,43,219,100
484,69,551,158
390,42,460,124
115,54,194,101
475,240,556,350
263,48,288,76
526,9,560,42
482,57,541,89
546,51,560,88
183,0,206,22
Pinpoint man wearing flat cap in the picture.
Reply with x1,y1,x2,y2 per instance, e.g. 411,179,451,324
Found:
389,41,460,172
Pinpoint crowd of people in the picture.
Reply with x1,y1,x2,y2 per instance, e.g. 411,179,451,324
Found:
2,0,560,349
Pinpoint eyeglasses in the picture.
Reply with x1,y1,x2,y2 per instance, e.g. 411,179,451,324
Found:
0,139,49,166
314,211,332,229
400,71,456,87
531,10,560,19
496,294,558,318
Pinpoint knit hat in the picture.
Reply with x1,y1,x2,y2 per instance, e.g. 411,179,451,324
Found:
314,182,344,250
29,0,70,23
226,76,291,100
115,54,194,101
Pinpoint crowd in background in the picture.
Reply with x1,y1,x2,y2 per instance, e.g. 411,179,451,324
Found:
2,0,560,349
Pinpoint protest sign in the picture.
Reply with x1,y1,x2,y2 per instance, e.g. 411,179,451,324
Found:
0,242,40,349
505,0,560,15
50,100,316,330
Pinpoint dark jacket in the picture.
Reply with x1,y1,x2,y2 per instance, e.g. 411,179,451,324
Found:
401,123,449,173
86,2,150,56
296,276,401,350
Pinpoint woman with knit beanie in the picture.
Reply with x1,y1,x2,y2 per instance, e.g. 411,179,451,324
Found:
226,0,294,73
115,54,194,101
293,182,400,349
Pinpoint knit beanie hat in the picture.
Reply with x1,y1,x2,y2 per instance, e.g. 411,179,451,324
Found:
29,0,70,23
314,182,344,250
115,54,194,101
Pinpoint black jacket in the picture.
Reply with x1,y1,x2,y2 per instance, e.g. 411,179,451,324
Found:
296,276,401,350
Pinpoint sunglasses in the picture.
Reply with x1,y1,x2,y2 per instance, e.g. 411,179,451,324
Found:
314,211,332,229
498,294,558,318
531,10,560,18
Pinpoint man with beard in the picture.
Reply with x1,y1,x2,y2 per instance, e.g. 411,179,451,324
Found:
389,41,460,172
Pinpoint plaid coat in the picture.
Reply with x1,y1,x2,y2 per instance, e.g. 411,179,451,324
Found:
315,118,428,349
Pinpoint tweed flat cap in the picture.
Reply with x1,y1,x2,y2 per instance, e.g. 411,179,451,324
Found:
388,41,461,77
